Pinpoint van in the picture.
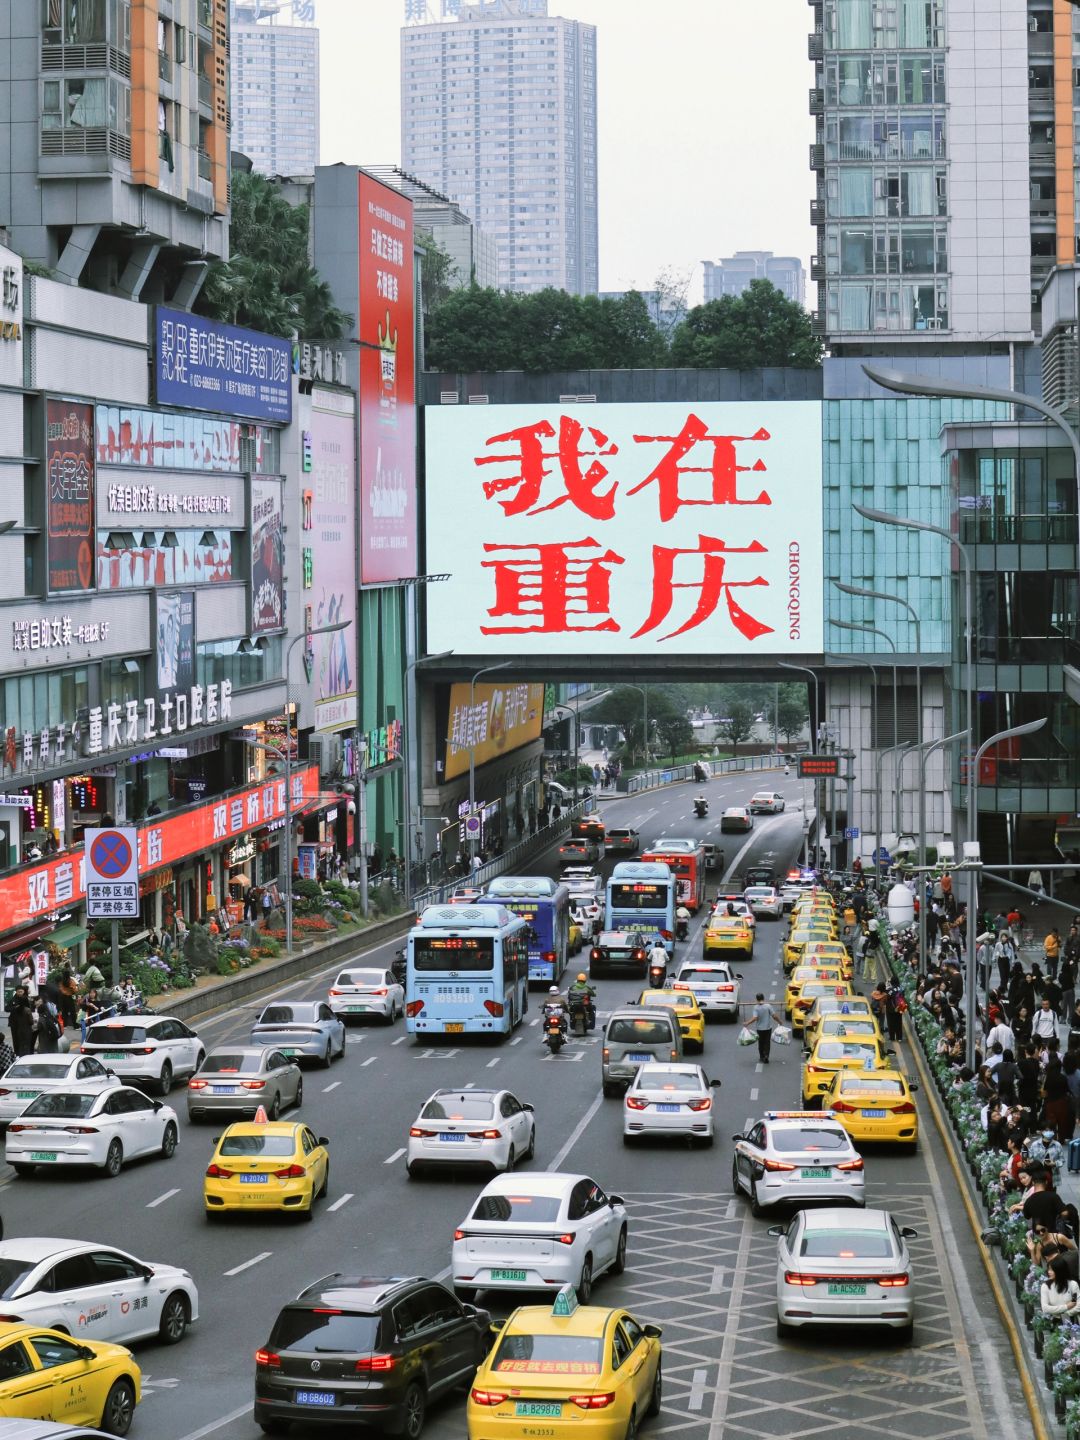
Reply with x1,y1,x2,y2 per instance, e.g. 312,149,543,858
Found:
602,1006,683,1096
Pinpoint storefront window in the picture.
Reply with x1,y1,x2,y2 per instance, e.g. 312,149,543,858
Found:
96,530,234,589
0,667,88,736
196,637,282,692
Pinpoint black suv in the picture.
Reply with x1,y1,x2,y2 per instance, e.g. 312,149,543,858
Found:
254,1274,491,1436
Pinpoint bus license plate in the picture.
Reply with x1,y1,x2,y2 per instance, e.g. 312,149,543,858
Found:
491,1268,527,1282
861,1109,886,1118
827,1282,866,1296
516,1402,562,1417
445,1023,464,1033
801,1168,830,1179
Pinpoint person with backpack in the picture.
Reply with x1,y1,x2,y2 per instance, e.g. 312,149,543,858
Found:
34,996,60,1053
884,983,907,1042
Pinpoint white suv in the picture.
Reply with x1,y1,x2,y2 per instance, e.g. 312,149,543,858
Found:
674,961,742,1020
83,1015,205,1095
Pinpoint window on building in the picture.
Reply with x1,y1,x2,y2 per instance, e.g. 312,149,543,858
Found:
43,0,106,42
43,78,107,130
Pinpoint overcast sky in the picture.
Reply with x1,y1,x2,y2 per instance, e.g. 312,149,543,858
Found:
316,0,815,301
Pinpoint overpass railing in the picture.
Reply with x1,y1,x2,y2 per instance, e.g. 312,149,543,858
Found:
620,754,787,796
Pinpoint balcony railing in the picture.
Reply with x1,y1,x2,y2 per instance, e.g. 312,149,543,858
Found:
808,32,823,60
158,51,172,83
809,87,825,115
41,127,130,160
198,149,212,180
810,199,825,225
198,73,212,107
809,142,824,170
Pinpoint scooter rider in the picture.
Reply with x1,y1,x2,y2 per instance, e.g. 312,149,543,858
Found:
675,904,691,942
693,795,708,816
568,972,597,1030
543,985,568,1032
647,939,669,984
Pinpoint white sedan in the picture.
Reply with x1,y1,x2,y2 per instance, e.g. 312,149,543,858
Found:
327,966,404,1023
749,791,786,814
0,1055,121,1126
5,1087,180,1178
744,885,783,920
0,1238,198,1346
407,1087,535,1177
451,1172,628,1305
673,962,741,1020
771,1207,917,1338
623,1063,720,1146
732,1112,866,1214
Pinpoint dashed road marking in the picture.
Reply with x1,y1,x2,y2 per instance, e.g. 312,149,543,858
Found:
384,1147,406,1165
750,1088,759,1100
146,1187,180,1208
323,1081,341,1092
224,1251,272,1277
362,1056,377,1067
327,1192,354,1212
392,1035,408,1045
486,1057,500,1068
688,1368,708,1411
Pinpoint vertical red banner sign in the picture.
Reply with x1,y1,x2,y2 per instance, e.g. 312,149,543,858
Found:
46,399,96,593
357,171,416,583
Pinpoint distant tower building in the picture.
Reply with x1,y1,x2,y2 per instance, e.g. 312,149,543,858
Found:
232,0,319,177
702,252,806,306
401,0,598,294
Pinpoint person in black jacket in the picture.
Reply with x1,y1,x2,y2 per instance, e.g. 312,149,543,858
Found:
1018,1043,1043,1110
8,987,34,1057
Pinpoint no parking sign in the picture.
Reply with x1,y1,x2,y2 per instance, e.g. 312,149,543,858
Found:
84,827,140,919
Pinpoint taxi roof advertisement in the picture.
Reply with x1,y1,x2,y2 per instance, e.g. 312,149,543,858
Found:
424,402,823,655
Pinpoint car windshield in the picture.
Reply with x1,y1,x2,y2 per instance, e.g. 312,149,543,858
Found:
202,1052,263,1074
607,1018,673,1045
87,1025,146,1045
270,1309,380,1353
642,993,693,1009
821,1022,877,1037
23,1093,96,1118
0,1257,39,1299
337,971,384,987
818,1043,877,1060
802,986,849,1001
636,1069,701,1091
472,1193,562,1224
814,1001,870,1017
258,1006,306,1024
219,1134,296,1157
745,889,774,900
4,1062,69,1079
422,1097,495,1121
771,1127,850,1153
800,1229,894,1259
493,1333,603,1374
678,970,730,983
840,1077,905,1094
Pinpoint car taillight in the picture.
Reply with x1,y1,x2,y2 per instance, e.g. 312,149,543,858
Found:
784,1272,817,1286
273,1164,307,1178
543,951,555,963
717,985,735,993
556,1233,576,1246
241,1081,266,1090
62,1125,99,1134
688,1097,712,1112
764,1158,797,1172
0,1089,10,1097
877,1274,910,1287
405,1000,424,1018
368,988,388,997
570,1392,616,1409
672,982,689,991
483,1000,505,1017
830,1100,855,1113
140,1046,156,1054
625,1097,647,1110
670,1049,678,1060
893,1101,917,1115
836,1157,864,1171
6,1124,31,1133
409,1127,430,1137
329,989,342,997
188,1078,208,1089
255,1349,280,1368
206,1163,230,1178
355,1354,395,1371
471,1387,509,1406
454,1229,467,1241
602,1048,610,1060
590,948,602,961
469,1129,502,1140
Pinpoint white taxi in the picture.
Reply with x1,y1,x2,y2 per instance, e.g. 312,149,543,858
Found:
730,1111,865,1215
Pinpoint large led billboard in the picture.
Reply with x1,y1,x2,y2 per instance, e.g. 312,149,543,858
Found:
425,402,823,655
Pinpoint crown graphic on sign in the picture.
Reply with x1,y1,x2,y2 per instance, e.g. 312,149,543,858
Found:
377,310,398,354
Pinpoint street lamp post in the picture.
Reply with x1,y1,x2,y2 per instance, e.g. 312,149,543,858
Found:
830,618,899,847
912,729,968,967
401,649,453,905
468,661,512,858
778,661,820,860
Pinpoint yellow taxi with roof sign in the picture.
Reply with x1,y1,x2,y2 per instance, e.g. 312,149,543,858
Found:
800,939,854,981
203,1116,329,1219
467,1284,662,1439
823,1066,920,1146
784,966,845,1016
636,988,705,1052
703,916,754,959
815,1014,882,1046
783,928,840,973
802,994,877,1048
801,1033,892,1106
789,979,854,1035
0,1321,141,1432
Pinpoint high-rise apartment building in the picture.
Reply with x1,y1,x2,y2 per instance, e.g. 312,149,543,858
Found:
0,0,229,301
401,0,598,294
702,252,806,305
809,0,1078,347
231,0,319,177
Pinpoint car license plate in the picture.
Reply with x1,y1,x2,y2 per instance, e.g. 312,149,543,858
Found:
445,1023,464,1033
295,1391,335,1407
516,1402,562,1417
30,1151,57,1162
827,1282,866,1295
279,1049,298,1056
15,1091,37,1100
801,1168,831,1179
491,1268,527,1282
657,1103,680,1113
102,1052,126,1060
346,1004,366,1012
212,1086,239,1095
439,1132,466,1142
861,1109,886,1118
239,1173,269,1184
629,1052,652,1062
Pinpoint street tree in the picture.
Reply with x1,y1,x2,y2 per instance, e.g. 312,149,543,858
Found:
718,696,756,755
670,279,822,369
657,712,694,763
776,683,810,743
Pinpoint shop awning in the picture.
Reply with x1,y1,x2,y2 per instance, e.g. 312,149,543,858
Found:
0,921,56,955
47,923,89,951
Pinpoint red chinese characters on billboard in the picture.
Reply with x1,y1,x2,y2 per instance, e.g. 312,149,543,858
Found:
425,403,824,656
46,399,95,593
358,172,416,584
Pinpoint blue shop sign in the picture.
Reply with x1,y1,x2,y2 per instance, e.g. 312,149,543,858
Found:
154,307,292,424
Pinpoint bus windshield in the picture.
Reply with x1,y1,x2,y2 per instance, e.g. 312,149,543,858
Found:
412,937,495,972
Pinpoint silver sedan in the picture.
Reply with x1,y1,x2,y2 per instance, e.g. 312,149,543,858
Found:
249,1001,346,1068
186,1046,303,1121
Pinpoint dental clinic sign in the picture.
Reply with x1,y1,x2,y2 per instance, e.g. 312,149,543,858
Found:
154,307,292,425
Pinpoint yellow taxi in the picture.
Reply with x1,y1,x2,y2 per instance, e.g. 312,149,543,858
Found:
637,988,705,1053
204,1118,330,1220
802,1033,892,1106
788,895,836,927
783,926,839,970
815,1014,882,1046
569,918,584,955
823,1067,919,1147
703,916,754,959
802,994,877,1047
784,965,845,1016
0,1321,141,1432
789,980,854,1035
468,1285,662,1439
800,939,854,981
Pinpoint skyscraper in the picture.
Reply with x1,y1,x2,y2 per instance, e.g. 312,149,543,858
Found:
809,0,1074,347
231,0,319,177
401,0,598,294
702,253,806,306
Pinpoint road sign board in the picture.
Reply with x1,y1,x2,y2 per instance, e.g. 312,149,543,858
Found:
798,754,840,779
464,816,481,838
874,846,892,864
84,826,140,919
845,827,860,840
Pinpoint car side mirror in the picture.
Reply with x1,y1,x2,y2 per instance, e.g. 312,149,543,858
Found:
152,1101,163,1111
642,1323,662,1339
901,1227,919,1240
732,1133,745,1143
318,1136,330,1146
908,1082,919,1092
609,1194,624,1207
522,1102,534,1111
489,1322,503,1338
212,1135,221,1144
710,1079,722,1088
75,1345,95,1360
767,1224,786,1238
886,1049,896,1057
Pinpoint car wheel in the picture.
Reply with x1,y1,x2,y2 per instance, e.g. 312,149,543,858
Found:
158,1061,173,1096
896,1322,914,1344
646,1362,662,1417
406,1162,419,1181
194,1049,206,1073
100,1378,137,1436
454,1285,477,1303
602,1083,621,1099
623,1410,637,1440
293,1077,304,1109
158,1292,189,1345
577,1255,593,1304
268,1093,281,1121
318,1163,329,1199
611,1225,627,1276
400,1380,426,1439
776,1317,791,1339
731,1159,742,1196
526,1121,536,1160
700,1131,715,1148
622,1133,637,1148
103,1139,124,1178
749,1180,763,1217
336,1032,347,1059
321,1043,332,1069
504,1145,515,1174
256,1423,288,1435
161,1121,178,1159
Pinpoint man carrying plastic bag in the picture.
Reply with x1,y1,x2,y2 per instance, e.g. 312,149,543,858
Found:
742,992,784,1064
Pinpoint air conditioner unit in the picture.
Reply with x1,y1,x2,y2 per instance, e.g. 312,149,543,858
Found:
440,391,460,404
467,394,489,404
558,394,598,403
307,736,326,773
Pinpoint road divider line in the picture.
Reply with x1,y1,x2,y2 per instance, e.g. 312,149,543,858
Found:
392,1035,407,1045
724,1199,736,1219
146,1187,180,1208
224,1251,272,1277
708,1206,754,1437
710,1266,726,1292
689,1368,708,1411
175,1401,253,1440
550,1089,605,1171
749,1088,759,1101
362,1056,377,1067
743,1116,754,1131
486,1057,500,1068
327,1193,354,1212
754,1062,763,1073
384,1147,405,1165
464,1082,475,1089
323,1081,341,1092
510,1035,523,1045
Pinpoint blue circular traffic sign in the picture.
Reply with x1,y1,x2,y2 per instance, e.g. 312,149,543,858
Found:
91,831,132,878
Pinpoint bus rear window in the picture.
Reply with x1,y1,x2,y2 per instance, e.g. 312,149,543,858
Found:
413,938,495,972
610,884,666,909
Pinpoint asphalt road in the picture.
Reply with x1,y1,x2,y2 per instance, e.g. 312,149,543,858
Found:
0,768,1033,1439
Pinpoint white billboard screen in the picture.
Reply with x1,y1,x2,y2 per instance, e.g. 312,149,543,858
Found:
425,402,823,656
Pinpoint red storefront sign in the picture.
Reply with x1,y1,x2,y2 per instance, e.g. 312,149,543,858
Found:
0,764,319,934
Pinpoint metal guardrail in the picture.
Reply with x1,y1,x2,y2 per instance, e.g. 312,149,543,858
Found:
620,754,787,796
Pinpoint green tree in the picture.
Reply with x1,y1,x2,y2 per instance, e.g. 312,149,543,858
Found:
198,171,352,339
425,285,517,371
416,231,457,319
718,696,756,755
776,683,810,743
657,712,694,763
670,279,822,370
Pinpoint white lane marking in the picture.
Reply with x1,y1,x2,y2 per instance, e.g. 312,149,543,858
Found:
392,1035,408,1045
710,1265,726,1292
689,1368,708,1411
755,1062,763,1073
510,1035,523,1045
724,1199,736,1219
175,1402,253,1440
323,1081,341,1092
750,1088,759,1101
146,1187,180,1209
550,1090,605,1171
464,1082,475,1089
744,1116,754,1131
327,1192,354,1212
529,1017,540,1027
362,1056,377,1067
486,1057,500,1068
224,1251,272,1277
384,1147,406,1165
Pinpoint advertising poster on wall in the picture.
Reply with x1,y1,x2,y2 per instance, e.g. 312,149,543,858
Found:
46,399,96,594
444,682,545,781
425,402,824,656
309,389,357,731
155,590,195,696
250,477,285,634
154,307,292,425
357,171,416,583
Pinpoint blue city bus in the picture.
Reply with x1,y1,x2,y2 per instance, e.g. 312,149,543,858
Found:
405,903,529,1039
605,861,677,957
485,875,570,985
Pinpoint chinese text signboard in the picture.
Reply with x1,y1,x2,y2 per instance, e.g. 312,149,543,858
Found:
46,399,96,594
308,390,357,731
1,763,319,933
357,172,417,583
425,403,824,656
444,682,544,782
363,718,402,770
798,754,840,778
154,307,292,425
0,241,23,390
250,477,285,634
